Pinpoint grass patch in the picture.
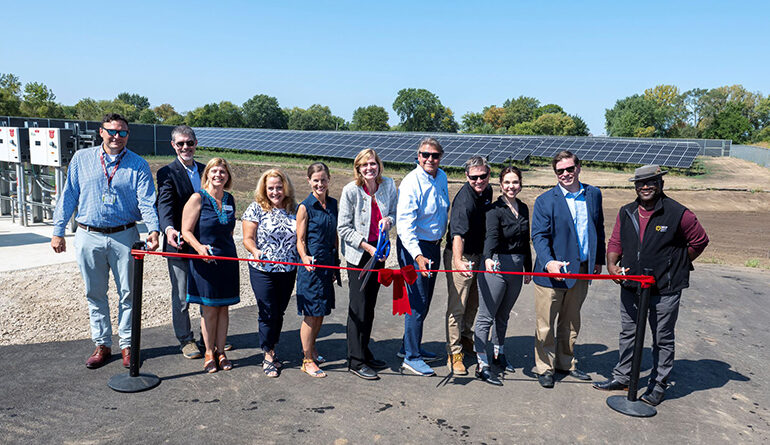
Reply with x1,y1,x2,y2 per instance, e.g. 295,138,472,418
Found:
744,258,761,268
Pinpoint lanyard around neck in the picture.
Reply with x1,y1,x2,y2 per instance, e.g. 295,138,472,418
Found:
101,149,126,188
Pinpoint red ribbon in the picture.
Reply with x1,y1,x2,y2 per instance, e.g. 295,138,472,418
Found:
378,265,418,316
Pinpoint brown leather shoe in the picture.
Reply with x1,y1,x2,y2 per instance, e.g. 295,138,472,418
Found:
447,352,468,375
121,348,131,368
85,345,111,369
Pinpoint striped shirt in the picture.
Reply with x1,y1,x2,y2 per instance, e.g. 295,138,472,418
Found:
53,145,159,237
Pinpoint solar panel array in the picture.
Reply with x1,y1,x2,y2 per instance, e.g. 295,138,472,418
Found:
194,127,702,168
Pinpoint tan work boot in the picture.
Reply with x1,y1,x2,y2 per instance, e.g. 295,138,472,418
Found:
447,352,468,375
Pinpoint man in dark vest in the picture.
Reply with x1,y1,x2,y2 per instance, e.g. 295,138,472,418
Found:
593,165,709,406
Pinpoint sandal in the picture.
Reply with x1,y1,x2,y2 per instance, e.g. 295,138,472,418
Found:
301,358,326,378
204,352,218,373
263,359,280,378
264,351,283,369
218,352,233,371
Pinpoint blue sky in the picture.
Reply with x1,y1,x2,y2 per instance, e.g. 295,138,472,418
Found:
2,1,768,135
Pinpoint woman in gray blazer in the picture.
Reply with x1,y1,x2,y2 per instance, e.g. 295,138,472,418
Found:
337,148,397,380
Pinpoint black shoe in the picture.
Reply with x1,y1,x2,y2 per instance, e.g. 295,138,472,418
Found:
475,366,503,386
567,368,592,381
640,389,664,406
367,359,388,370
538,371,554,388
592,378,629,391
349,365,379,380
492,353,515,373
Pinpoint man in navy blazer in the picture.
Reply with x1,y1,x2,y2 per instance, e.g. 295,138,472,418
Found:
156,125,206,359
530,150,605,388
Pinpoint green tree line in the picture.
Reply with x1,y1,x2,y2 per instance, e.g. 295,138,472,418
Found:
605,84,770,143
2,73,769,143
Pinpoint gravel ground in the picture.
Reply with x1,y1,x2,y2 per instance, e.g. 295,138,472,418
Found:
0,225,400,346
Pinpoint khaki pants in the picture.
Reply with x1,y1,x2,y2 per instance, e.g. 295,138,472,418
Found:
444,248,480,354
533,262,589,374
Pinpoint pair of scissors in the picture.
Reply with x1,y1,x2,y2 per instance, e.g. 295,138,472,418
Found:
358,227,391,292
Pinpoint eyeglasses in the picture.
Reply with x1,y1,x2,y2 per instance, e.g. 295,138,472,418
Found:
419,151,442,160
102,128,129,138
467,172,489,181
635,179,659,189
174,140,196,148
555,165,576,175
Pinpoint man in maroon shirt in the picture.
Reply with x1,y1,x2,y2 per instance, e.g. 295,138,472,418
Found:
593,165,709,406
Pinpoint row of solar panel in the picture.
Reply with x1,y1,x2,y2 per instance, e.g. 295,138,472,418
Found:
194,127,701,168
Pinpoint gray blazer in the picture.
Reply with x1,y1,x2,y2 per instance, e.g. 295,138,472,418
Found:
337,177,398,265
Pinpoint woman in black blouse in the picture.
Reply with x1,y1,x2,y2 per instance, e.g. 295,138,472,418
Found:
474,166,533,386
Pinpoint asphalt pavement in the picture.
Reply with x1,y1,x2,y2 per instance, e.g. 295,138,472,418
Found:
0,216,768,443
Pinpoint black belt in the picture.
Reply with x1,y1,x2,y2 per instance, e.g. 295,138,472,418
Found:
77,222,136,234
420,239,442,245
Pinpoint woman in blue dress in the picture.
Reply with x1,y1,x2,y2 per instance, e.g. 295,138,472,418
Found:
182,157,240,374
296,162,338,378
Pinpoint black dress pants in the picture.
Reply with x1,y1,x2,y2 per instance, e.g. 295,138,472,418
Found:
347,253,384,370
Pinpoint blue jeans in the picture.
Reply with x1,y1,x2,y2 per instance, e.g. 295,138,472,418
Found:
75,226,139,349
397,238,441,361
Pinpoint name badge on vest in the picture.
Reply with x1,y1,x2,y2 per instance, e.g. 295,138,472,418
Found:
222,204,234,212
102,191,116,205
656,225,668,232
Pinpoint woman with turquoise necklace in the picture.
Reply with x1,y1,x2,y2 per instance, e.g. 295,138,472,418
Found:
182,157,240,374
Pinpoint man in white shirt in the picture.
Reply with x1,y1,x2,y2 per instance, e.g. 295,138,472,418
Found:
396,137,450,376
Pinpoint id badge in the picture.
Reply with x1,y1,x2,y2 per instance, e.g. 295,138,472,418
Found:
102,191,116,205
222,204,233,212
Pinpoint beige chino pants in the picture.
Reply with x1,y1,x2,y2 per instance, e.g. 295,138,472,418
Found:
444,248,480,355
533,262,589,374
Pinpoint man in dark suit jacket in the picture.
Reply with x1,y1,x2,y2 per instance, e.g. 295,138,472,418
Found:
156,125,206,359
530,150,605,388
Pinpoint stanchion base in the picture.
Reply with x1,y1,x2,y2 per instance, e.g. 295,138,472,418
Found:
108,372,161,393
607,395,657,417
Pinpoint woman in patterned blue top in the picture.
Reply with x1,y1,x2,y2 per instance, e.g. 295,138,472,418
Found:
182,158,240,374
296,162,338,378
242,168,298,378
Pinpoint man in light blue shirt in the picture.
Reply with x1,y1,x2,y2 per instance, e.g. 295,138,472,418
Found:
530,150,605,388
51,113,159,370
396,137,450,376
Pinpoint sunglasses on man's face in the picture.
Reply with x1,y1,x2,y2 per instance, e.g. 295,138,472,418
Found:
174,140,196,148
635,179,659,189
555,165,576,175
467,172,489,181
419,151,442,160
102,128,129,138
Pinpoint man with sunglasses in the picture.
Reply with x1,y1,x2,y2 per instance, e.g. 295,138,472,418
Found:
443,156,492,375
593,165,708,406
52,113,160,369
396,137,450,376
531,150,605,388
156,125,206,359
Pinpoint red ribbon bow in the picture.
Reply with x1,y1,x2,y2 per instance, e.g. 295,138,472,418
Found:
378,265,417,315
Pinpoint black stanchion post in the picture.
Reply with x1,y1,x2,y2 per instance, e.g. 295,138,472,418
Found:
108,241,161,393
607,267,657,417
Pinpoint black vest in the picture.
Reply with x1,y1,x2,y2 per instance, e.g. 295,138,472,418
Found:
619,195,691,294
